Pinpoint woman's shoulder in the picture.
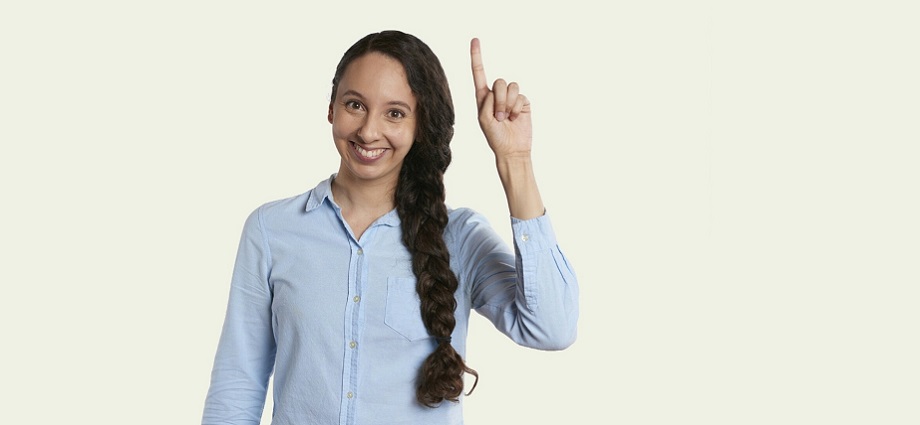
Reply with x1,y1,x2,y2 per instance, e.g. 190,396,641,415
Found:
446,205,480,224
254,191,310,214
445,206,496,239
251,176,334,218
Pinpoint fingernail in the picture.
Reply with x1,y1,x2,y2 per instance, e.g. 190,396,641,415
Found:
495,112,506,121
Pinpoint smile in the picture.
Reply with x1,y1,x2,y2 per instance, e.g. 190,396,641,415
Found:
351,142,387,160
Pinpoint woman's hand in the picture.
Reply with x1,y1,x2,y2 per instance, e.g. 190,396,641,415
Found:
470,38,544,220
470,38,533,159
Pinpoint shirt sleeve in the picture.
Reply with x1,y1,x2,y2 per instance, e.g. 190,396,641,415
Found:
456,210,579,350
202,207,276,425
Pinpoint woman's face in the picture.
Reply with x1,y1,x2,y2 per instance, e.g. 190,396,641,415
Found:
329,52,417,189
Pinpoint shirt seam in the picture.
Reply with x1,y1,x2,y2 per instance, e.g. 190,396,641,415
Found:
257,205,273,283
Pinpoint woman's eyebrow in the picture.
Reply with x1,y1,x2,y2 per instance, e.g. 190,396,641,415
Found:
387,100,413,112
341,89,365,99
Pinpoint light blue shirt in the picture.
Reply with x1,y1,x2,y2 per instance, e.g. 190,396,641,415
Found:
202,175,579,425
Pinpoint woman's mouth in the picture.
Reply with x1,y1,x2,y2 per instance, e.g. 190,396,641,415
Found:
351,142,386,162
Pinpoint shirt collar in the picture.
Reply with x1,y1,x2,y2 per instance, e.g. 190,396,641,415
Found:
304,173,401,228
304,174,335,213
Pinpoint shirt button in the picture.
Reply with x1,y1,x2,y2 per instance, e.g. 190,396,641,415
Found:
346,391,354,399
357,248,364,255
353,295,360,303
349,341,357,349
521,234,530,242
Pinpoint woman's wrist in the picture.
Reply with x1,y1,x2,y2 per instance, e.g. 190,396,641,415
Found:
495,154,544,220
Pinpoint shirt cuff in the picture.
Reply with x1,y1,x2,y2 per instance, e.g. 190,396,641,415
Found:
510,211,557,253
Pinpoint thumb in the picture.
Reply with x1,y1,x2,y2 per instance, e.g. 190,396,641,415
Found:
478,91,495,123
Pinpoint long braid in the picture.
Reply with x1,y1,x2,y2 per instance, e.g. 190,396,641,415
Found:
396,147,478,407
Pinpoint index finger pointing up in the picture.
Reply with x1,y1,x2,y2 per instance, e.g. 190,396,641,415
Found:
470,38,489,105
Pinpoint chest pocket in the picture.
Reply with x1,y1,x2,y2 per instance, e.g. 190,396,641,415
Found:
385,277,430,342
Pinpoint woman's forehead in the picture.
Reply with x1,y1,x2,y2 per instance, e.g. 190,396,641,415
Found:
338,53,416,104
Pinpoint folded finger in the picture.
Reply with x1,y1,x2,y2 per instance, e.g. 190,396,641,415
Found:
492,78,508,121
505,82,520,119
509,93,527,121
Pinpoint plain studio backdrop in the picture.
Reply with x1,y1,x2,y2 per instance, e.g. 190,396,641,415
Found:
1,1,917,424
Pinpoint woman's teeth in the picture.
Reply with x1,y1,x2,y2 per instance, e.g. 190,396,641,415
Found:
355,144,385,158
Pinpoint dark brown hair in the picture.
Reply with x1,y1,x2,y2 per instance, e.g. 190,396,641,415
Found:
330,30,477,407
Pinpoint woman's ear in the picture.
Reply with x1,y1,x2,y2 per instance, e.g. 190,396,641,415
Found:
328,103,334,124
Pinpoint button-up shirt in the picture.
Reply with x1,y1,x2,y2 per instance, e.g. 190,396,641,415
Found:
202,176,579,425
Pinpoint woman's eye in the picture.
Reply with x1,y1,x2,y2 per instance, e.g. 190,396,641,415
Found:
345,100,363,110
387,110,406,119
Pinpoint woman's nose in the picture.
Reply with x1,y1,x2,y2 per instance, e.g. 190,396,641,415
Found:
357,114,382,143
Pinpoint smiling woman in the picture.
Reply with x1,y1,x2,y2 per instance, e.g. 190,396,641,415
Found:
201,30,579,425
328,52,419,239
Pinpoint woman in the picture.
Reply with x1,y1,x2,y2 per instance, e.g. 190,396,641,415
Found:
202,30,579,425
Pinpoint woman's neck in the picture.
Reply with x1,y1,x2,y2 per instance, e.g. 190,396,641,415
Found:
332,173,396,210
331,172,397,239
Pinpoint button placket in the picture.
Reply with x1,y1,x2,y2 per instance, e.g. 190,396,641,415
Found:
341,243,365,419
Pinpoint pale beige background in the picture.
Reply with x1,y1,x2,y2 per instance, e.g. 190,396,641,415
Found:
1,1,917,424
